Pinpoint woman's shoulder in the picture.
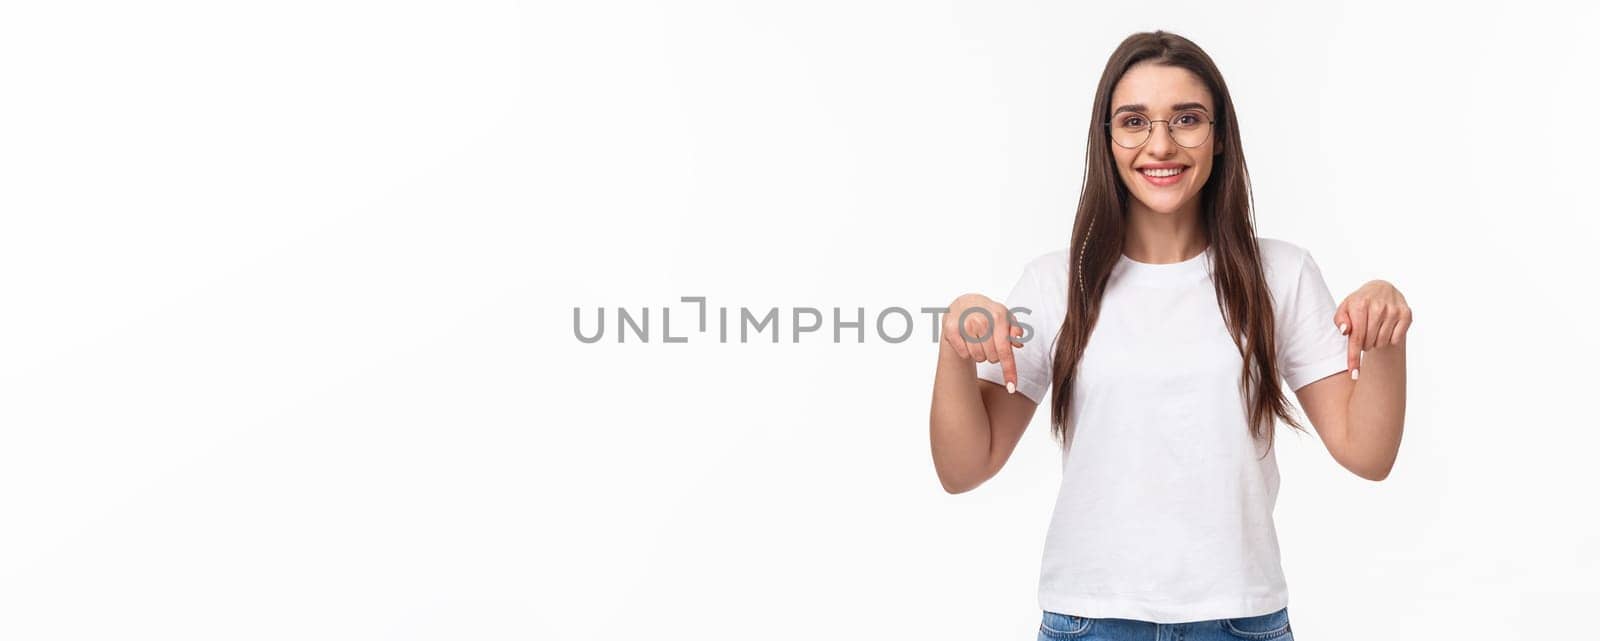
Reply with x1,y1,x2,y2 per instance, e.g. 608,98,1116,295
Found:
1254,236,1314,277
1255,235,1311,258
1020,247,1071,285
1252,236,1340,310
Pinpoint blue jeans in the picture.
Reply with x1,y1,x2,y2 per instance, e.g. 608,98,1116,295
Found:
1038,606,1293,641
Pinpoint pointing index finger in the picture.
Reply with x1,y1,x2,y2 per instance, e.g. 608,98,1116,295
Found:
1347,303,1367,380
994,307,1019,394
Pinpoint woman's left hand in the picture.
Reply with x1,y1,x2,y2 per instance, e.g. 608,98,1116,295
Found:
1335,279,1412,372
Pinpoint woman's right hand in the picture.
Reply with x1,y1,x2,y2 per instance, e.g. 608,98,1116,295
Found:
941,293,1024,393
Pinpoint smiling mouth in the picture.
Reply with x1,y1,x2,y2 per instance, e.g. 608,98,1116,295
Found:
1138,166,1187,186
1139,166,1185,177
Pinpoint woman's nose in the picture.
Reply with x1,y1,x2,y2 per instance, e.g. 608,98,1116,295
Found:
1145,122,1177,156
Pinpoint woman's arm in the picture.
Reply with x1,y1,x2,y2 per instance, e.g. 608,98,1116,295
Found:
929,295,1039,494
931,339,1039,493
1294,280,1411,481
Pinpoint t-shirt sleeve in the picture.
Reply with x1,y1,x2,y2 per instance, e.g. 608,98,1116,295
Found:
974,260,1053,404
1277,248,1351,391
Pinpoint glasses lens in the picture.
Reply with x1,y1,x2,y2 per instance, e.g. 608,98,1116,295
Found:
1170,111,1212,148
1110,113,1149,148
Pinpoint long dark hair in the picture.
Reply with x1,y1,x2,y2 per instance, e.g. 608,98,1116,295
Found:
1049,30,1307,456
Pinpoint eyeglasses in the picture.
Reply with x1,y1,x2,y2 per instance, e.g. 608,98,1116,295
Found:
1104,110,1215,149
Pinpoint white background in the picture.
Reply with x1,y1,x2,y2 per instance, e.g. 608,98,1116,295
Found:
2,1,1595,639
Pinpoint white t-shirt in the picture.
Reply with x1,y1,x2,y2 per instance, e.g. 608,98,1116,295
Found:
975,236,1349,623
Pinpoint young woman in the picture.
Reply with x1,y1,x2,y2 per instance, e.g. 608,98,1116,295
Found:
928,31,1410,640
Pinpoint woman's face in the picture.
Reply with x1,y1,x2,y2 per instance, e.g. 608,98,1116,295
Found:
1108,62,1217,215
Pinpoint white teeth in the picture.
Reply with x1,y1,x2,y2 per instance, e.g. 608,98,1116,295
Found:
1140,167,1184,177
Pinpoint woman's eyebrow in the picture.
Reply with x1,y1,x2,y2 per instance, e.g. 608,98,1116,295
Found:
1112,102,1212,115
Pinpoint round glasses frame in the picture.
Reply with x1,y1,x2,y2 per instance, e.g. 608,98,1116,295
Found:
1102,113,1217,149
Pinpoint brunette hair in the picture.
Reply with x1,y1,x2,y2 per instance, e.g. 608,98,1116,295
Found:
1049,30,1307,456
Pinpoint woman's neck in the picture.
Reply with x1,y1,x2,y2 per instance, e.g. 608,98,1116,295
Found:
1122,199,1208,264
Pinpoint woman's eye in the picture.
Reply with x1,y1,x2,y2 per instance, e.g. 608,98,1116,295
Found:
1122,117,1146,128
1176,113,1199,125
